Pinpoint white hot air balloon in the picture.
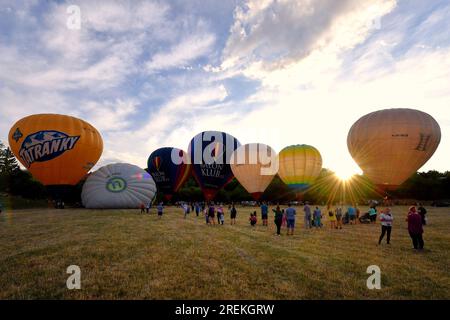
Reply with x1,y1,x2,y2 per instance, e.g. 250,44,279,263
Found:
81,163,157,209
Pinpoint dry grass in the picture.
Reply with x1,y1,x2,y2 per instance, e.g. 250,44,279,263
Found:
0,205,449,299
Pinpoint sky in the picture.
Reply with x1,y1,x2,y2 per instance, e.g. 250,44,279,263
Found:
0,0,449,177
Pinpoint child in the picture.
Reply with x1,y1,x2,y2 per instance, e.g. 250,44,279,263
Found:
249,212,257,227
219,211,225,225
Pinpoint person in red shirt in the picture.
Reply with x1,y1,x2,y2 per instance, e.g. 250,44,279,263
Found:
406,206,424,250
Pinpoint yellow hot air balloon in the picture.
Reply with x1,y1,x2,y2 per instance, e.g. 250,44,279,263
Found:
8,114,103,186
278,145,323,191
230,143,277,200
347,108,441,190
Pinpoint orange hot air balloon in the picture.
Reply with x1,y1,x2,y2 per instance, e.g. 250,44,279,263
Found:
8,114,103,186
230,143,277,200
347,108,441,190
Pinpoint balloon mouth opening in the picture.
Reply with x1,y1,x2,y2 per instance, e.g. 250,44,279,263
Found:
375,184,400,192
203,189,218,201
251,192,263,200
288,184,310,192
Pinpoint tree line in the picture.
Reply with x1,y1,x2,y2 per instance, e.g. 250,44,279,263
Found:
1,141,449,204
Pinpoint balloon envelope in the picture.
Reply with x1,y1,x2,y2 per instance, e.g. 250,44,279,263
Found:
81,163,157,209
347,108,441,189
8,114,103,186
188,131,240,200
277,145,323,191
230,143,277,200
147,147,191,201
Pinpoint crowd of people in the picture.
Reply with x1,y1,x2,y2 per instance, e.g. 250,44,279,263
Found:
138,200,429,251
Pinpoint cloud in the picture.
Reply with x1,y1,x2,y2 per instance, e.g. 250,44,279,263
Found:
146,33,216,72
221,0,396,71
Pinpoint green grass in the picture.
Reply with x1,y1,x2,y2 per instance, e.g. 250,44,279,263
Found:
0,206,449,299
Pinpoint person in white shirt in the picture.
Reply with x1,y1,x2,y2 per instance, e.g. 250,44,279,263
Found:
378,207,393,245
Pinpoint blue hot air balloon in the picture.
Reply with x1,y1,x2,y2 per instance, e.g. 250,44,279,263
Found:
188,131,240,201
147,147,191,201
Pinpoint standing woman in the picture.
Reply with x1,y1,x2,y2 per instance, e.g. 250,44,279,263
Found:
217,204,224,225
208,203,216,225
328,205,336,229
335,206,343,229
378,208,393,245
230,204,237,225
273,206,284,236
407,206,425,250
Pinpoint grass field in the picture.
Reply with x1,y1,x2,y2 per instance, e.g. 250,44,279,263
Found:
0,205,449,300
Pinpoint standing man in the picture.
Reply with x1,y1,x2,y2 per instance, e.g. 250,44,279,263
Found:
303,202,312,229
285,203,297,236
347,205,356,225
407,206,424,250
378,208,393,245
261,202,269,226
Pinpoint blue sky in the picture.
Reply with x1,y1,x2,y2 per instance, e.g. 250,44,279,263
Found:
0,0,449,176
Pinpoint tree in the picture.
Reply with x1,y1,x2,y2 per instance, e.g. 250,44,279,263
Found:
0,143,20,174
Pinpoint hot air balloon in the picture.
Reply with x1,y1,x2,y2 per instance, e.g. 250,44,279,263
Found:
277,145,323,192
347,108,441,190
81,163,157,209
147,147,191,201
230,143,277,200
8,114,103,192
188,131,240,201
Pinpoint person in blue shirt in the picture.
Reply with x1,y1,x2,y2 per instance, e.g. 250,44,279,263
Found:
261,202,269,226
313,206,322,228
285,203,297,236
347,205,356,225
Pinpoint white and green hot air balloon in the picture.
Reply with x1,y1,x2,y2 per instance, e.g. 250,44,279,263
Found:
81,163,157,209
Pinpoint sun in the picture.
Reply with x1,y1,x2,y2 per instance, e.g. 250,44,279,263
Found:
334,167,358,181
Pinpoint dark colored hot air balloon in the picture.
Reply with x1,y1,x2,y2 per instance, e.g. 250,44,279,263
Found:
147,147,191,201
188,131,240,201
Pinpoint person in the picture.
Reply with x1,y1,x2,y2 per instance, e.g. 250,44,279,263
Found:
204,207,209,224
369,205,377,223
0,201,3,214
355,205,361,223
304,202,312,229
219,210,225,225
273,206,284,235
378,208,393,245
281,208,287,227
217,204,224,224
348,205,356,225
208,203,216,225
335,206,343,229
156,202,164,218
249,212,257,227
285,204,296,235
195,202,200,217
407,206,424,250
191,203,194,213
417,204,427,225
146,201,152,214
313,206,322,228
230,204,237,225
140,202,146,214
261,202,269,226
183,203,189,219
327,205,336,229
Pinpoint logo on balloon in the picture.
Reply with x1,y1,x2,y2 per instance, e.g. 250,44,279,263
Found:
106,177,127,192
153,156,162,171
19,130,80,168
